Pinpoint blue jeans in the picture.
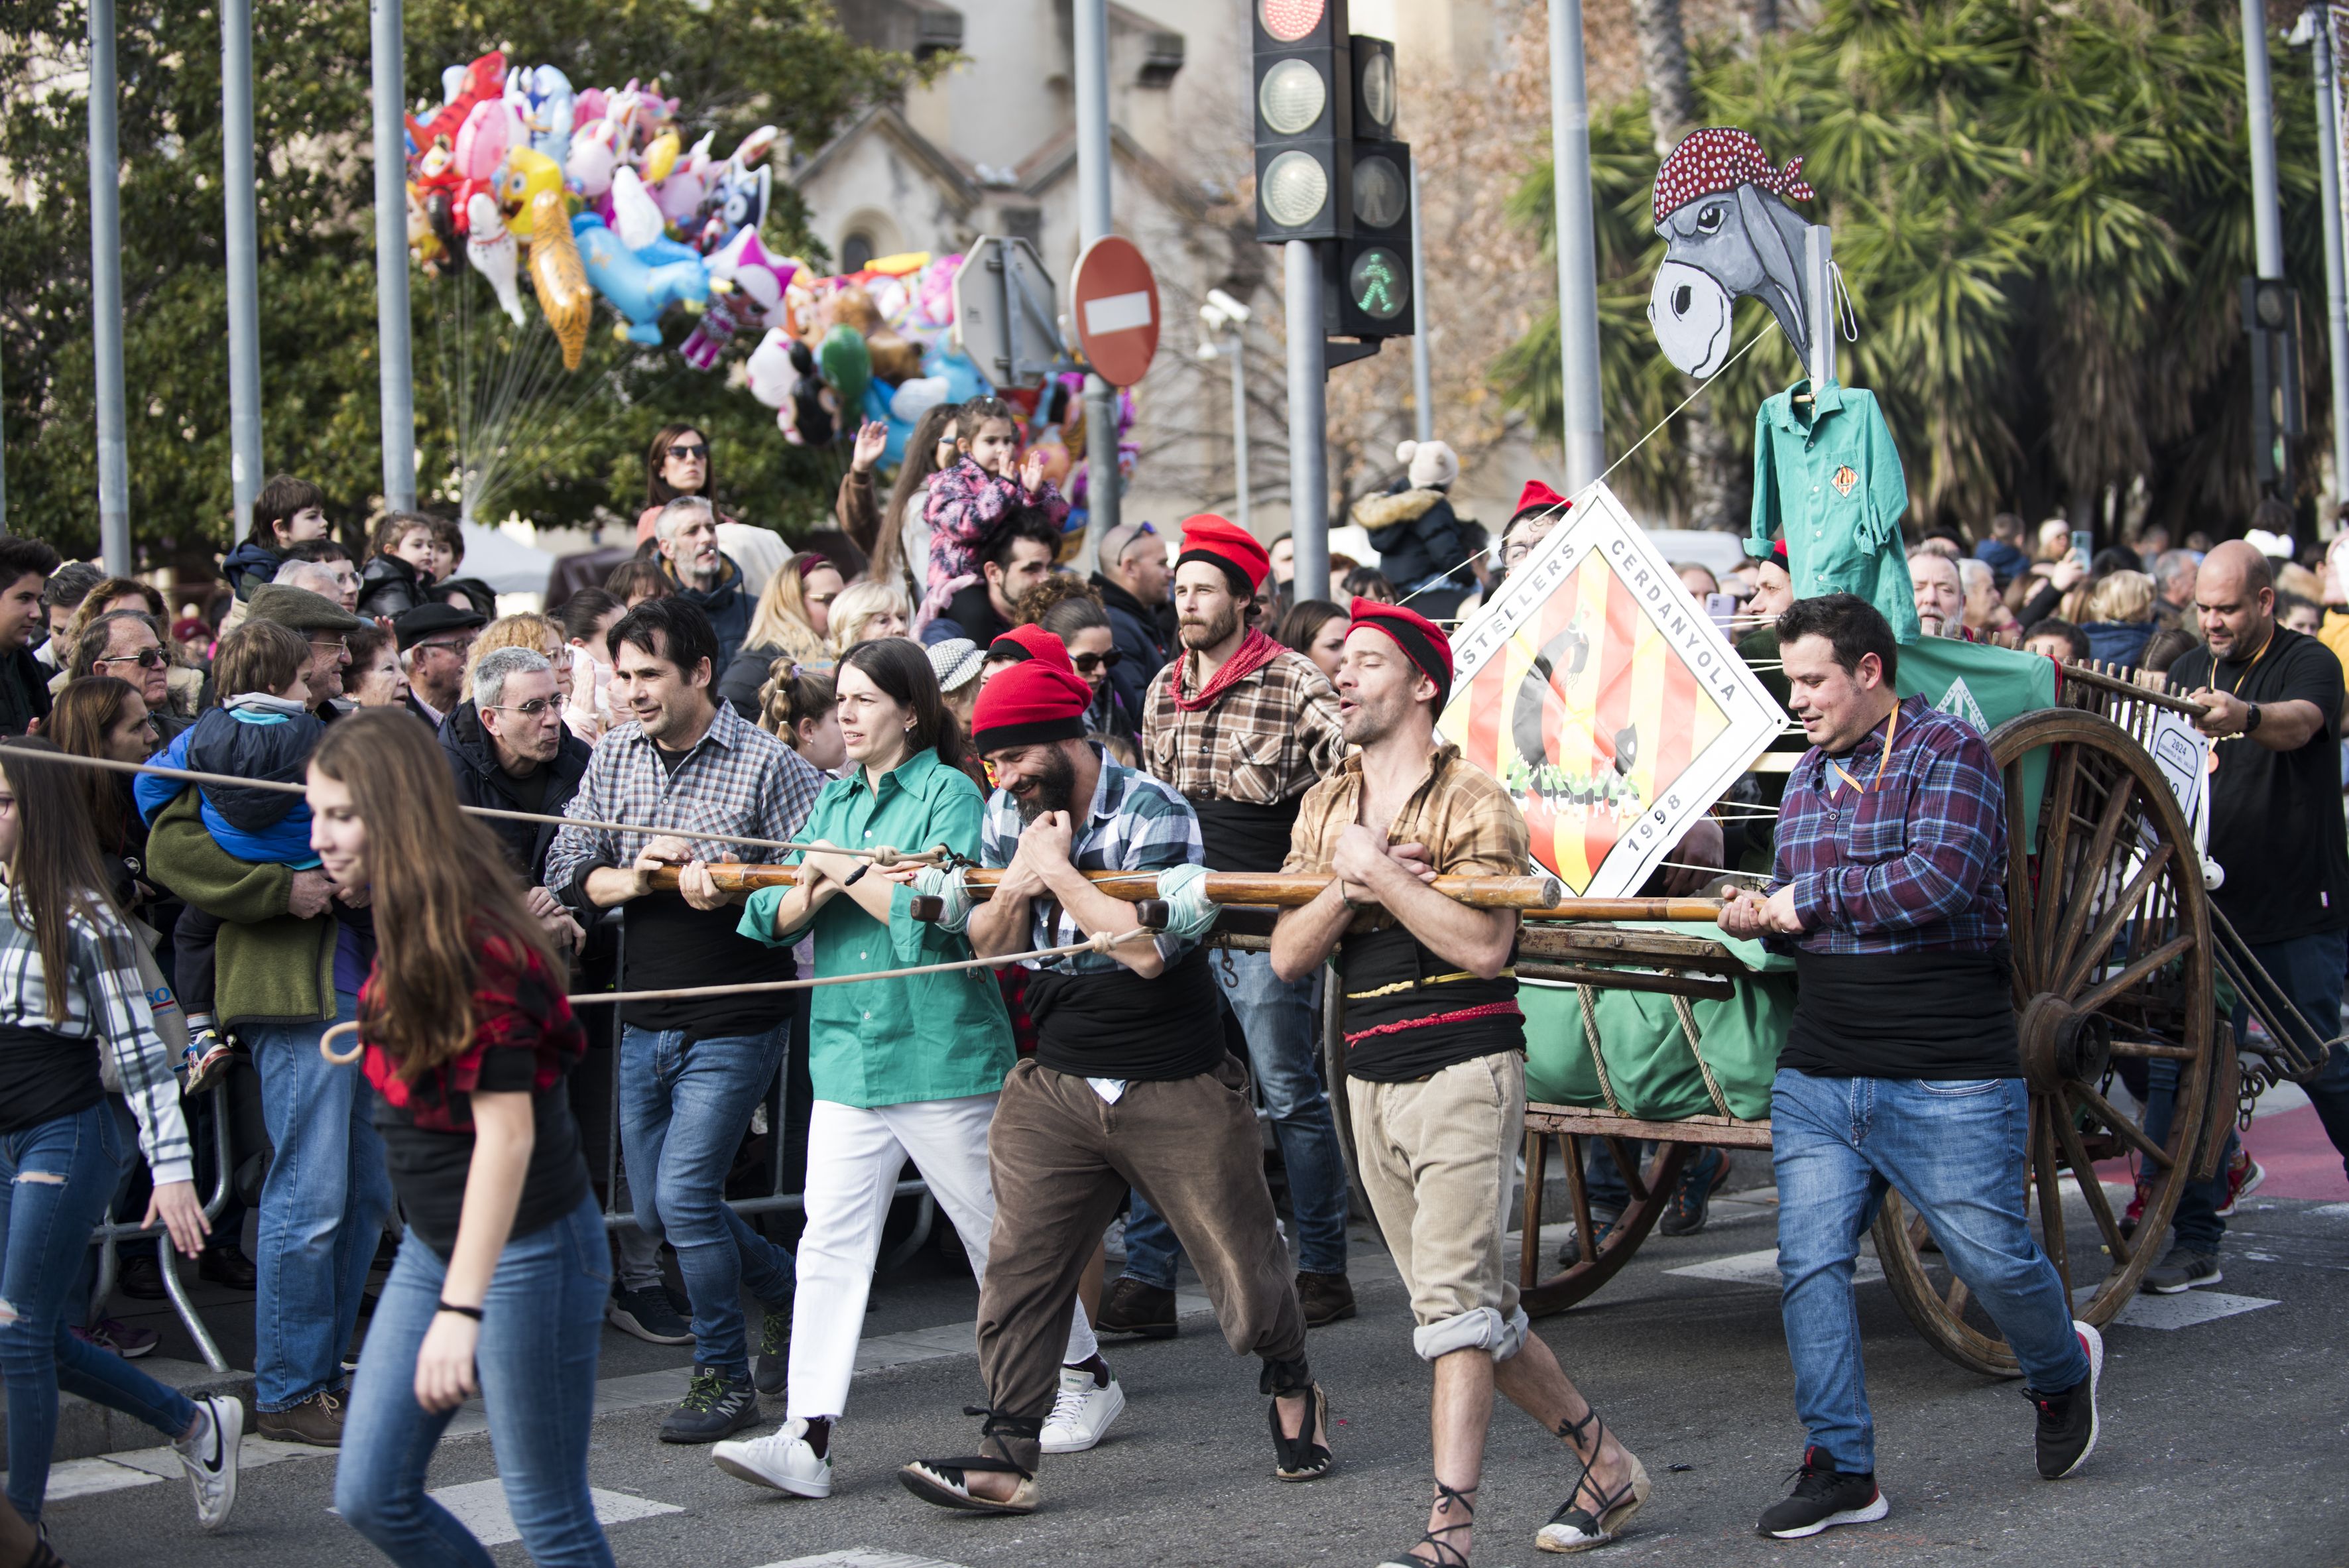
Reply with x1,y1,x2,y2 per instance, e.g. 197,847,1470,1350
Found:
618,1023,796,1376
0,1102,197,1521
336,1194,613,1567
249,991,394,1412
1771,1070,2089,1474
1123,953,1348,1286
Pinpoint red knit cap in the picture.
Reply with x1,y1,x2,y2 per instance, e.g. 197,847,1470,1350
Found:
1651,127,1813,227
1175,513,1270,597
987,623,1076,673
971,658,1094,755
1510,479,1570,525
1348,596,1454,707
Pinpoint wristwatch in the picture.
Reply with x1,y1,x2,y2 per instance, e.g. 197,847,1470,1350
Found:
2244,702,2263,735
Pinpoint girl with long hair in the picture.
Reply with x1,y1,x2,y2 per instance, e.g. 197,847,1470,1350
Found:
1274,599,1349,682
718,554,843,718
634,422,740,545
45,677,154,871
872,404,959,595
707,638,1121,1500
0,740,241,1538
758,665,846,773
917,394,1067,630
313,712,610,1568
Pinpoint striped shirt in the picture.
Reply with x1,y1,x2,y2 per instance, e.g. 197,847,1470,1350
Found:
981,749,1203,974
0,892,192,1184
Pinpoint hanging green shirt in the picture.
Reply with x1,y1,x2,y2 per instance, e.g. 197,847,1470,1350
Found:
737,747,1012,1109
1748,378,1921,644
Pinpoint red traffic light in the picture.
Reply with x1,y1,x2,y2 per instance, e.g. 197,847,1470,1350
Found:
1259,0,1326,43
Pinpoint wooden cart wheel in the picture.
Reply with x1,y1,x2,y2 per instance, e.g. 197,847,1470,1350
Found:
1518,1133,1695,1315
1872,707,2214,1376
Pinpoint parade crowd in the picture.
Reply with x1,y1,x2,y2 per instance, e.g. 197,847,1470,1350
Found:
1,407,2346,1568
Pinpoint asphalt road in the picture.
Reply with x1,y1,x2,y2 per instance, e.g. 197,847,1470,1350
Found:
37,1177,2349,1568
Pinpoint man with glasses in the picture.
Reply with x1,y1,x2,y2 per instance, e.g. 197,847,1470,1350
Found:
442,646,591,953
1089,518,1171,729
392,603,487,729
68,609,188,742
1498,481,1571,577
244,583,362,722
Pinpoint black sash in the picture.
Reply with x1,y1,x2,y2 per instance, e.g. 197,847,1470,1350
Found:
1024,945,1227,1081
1783,945,2020,1079
1338,926,1524,1083
1190,797,1303,874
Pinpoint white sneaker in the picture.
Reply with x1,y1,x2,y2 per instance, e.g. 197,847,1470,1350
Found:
175,1393,243,1531
1039,1363,1126,1454
712,1417,833,1497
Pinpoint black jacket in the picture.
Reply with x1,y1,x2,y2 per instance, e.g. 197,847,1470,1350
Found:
665,554,753,674
440,699,594,885
1091,572,1170,727
0,646,50,737
1351,483,1470,593
921,580,1011,652
220,540,286,601
356,554,430,620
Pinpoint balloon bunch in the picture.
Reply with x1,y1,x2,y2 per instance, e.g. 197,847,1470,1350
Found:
403,51,792,371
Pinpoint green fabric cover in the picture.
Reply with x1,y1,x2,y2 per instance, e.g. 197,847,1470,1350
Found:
1522,922,1795,1121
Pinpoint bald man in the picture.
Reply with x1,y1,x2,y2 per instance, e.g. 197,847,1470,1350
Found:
2153,539,2349,1292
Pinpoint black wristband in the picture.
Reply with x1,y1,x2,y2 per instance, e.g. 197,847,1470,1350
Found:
2245,702,2263,734
843,863,869,887
436,1300,483,1321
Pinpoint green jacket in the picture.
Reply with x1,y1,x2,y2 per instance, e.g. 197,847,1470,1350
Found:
145,789,336,1029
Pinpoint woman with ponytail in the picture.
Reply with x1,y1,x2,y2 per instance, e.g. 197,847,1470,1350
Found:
312,711,611,1568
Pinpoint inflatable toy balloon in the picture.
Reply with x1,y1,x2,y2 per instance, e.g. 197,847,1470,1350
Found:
573,213,709,345
573,86,607,127
745,327,796,411
705,227,796,327
425,188,461,259
890,375,949,424
523,66,575,166
640,129,682,186
680,288,756,371
867,330,922,386
824,286,884,337
695,164,768,253
453,99,509,182
655,132,717,225
927,347,989,405
407,51,505,158
609,166,666,251
495,149,564,235
527,190,592,370
632,231,705,269
566,120,620,199
441,63,469,109
465,192,526,327
867,252,932,278
817,324,873,409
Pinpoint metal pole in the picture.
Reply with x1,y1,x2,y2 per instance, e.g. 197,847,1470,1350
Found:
89,0,131,576
370,0,417,513
1229,330,1252,532
1073,0,1120,570
223,0,263,542
2311,8,2349,511
1547,0,1606,493
2245,0,2286,278
1409,159,1433,444
1285,239,1330,600
1805,225,1837,388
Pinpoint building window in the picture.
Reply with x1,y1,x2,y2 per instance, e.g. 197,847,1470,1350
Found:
841,230,878,273
1001,206,1043,251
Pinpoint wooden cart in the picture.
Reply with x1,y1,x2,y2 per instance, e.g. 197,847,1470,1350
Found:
1283,667,2317,1378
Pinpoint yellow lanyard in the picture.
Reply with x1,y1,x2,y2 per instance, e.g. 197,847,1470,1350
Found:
1826,705,1899,798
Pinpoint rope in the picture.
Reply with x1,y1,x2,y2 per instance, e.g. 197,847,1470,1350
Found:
0,745,947,867
1576,983,1622,1116
1671,993,1732,1118
320,925,1151,1064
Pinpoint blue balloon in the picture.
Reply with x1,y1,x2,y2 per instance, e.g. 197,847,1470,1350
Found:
926,347,990,404
571,213,709,345
861,381,913,468
633,233,703,269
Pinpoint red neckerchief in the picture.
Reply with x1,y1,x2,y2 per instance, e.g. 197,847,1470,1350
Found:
1168,626,1283,712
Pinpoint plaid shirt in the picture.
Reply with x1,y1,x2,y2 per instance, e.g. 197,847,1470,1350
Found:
981,748,1203,974
0,893,191,1185
544,699,822,902
1283,743,1532,929
1142,644,1347,808
1768,695,2008,954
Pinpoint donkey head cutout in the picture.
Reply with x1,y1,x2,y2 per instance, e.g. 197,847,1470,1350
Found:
1647,128,1817,379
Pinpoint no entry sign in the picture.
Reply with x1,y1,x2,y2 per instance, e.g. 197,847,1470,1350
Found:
1070,237,1161,387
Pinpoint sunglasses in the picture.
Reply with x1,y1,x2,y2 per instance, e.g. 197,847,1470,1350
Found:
1071,650,1122,674
101,647,168,670
665,443,710,462
487,697,560,717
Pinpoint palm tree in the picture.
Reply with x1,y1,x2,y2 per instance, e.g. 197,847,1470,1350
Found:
1500,0,2331,541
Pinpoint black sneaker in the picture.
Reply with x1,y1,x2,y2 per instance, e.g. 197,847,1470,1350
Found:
2141,1246,2222,1294
1095,1276,1178,1339
607,1284,693,1346
659,1367,760,1444
1658,1147,1730,1237
1557,1205,1622,1264
2031,1321,2103,1479
1756,1449,1888,1539
753,1304,788,1397
118,1244,168,1301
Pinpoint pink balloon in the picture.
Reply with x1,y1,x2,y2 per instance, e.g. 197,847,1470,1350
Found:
453,99,509,182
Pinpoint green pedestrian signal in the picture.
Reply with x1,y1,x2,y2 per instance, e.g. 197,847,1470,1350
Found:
1350,247,1406,320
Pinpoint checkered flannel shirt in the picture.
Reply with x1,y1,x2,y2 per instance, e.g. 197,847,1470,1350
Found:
1283,743,1532,932
981,749,1203,974
1141,645,1347,808
544,699,823,904
0,894,191,1185
1767,695,2009,955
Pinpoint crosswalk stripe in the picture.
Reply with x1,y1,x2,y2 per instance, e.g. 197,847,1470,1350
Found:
403,1478,681,1546
756,1552,975,1568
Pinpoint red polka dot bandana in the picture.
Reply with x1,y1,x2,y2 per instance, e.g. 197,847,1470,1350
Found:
1652,127,1815,228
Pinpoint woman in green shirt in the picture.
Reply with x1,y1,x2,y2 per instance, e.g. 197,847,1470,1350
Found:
709,638,1120,1501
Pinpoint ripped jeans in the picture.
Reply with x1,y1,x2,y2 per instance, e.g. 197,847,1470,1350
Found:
0,1100,196,1522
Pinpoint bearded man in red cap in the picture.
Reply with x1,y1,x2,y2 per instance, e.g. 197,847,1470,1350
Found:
897,658,1333,1516
1107,513,1357,1338
1272,599,1654,1564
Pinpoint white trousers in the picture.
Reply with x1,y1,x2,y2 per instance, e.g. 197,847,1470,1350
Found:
787,1093,1098,1420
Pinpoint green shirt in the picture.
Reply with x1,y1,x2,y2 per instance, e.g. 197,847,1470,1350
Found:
737,747,1012,1109
1748,378,1920,644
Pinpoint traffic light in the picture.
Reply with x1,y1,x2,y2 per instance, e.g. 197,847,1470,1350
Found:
2243,278,2304,493
1323,36,1412,356
1252,0,1353,243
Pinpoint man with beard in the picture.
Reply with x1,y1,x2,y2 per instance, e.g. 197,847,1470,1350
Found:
653,496,754,670
1113,516,1354,1339
1271,601,1654,1562
898,659,1331,1515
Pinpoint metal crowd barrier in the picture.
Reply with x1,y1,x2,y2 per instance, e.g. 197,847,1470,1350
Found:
86,1080,238,1374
